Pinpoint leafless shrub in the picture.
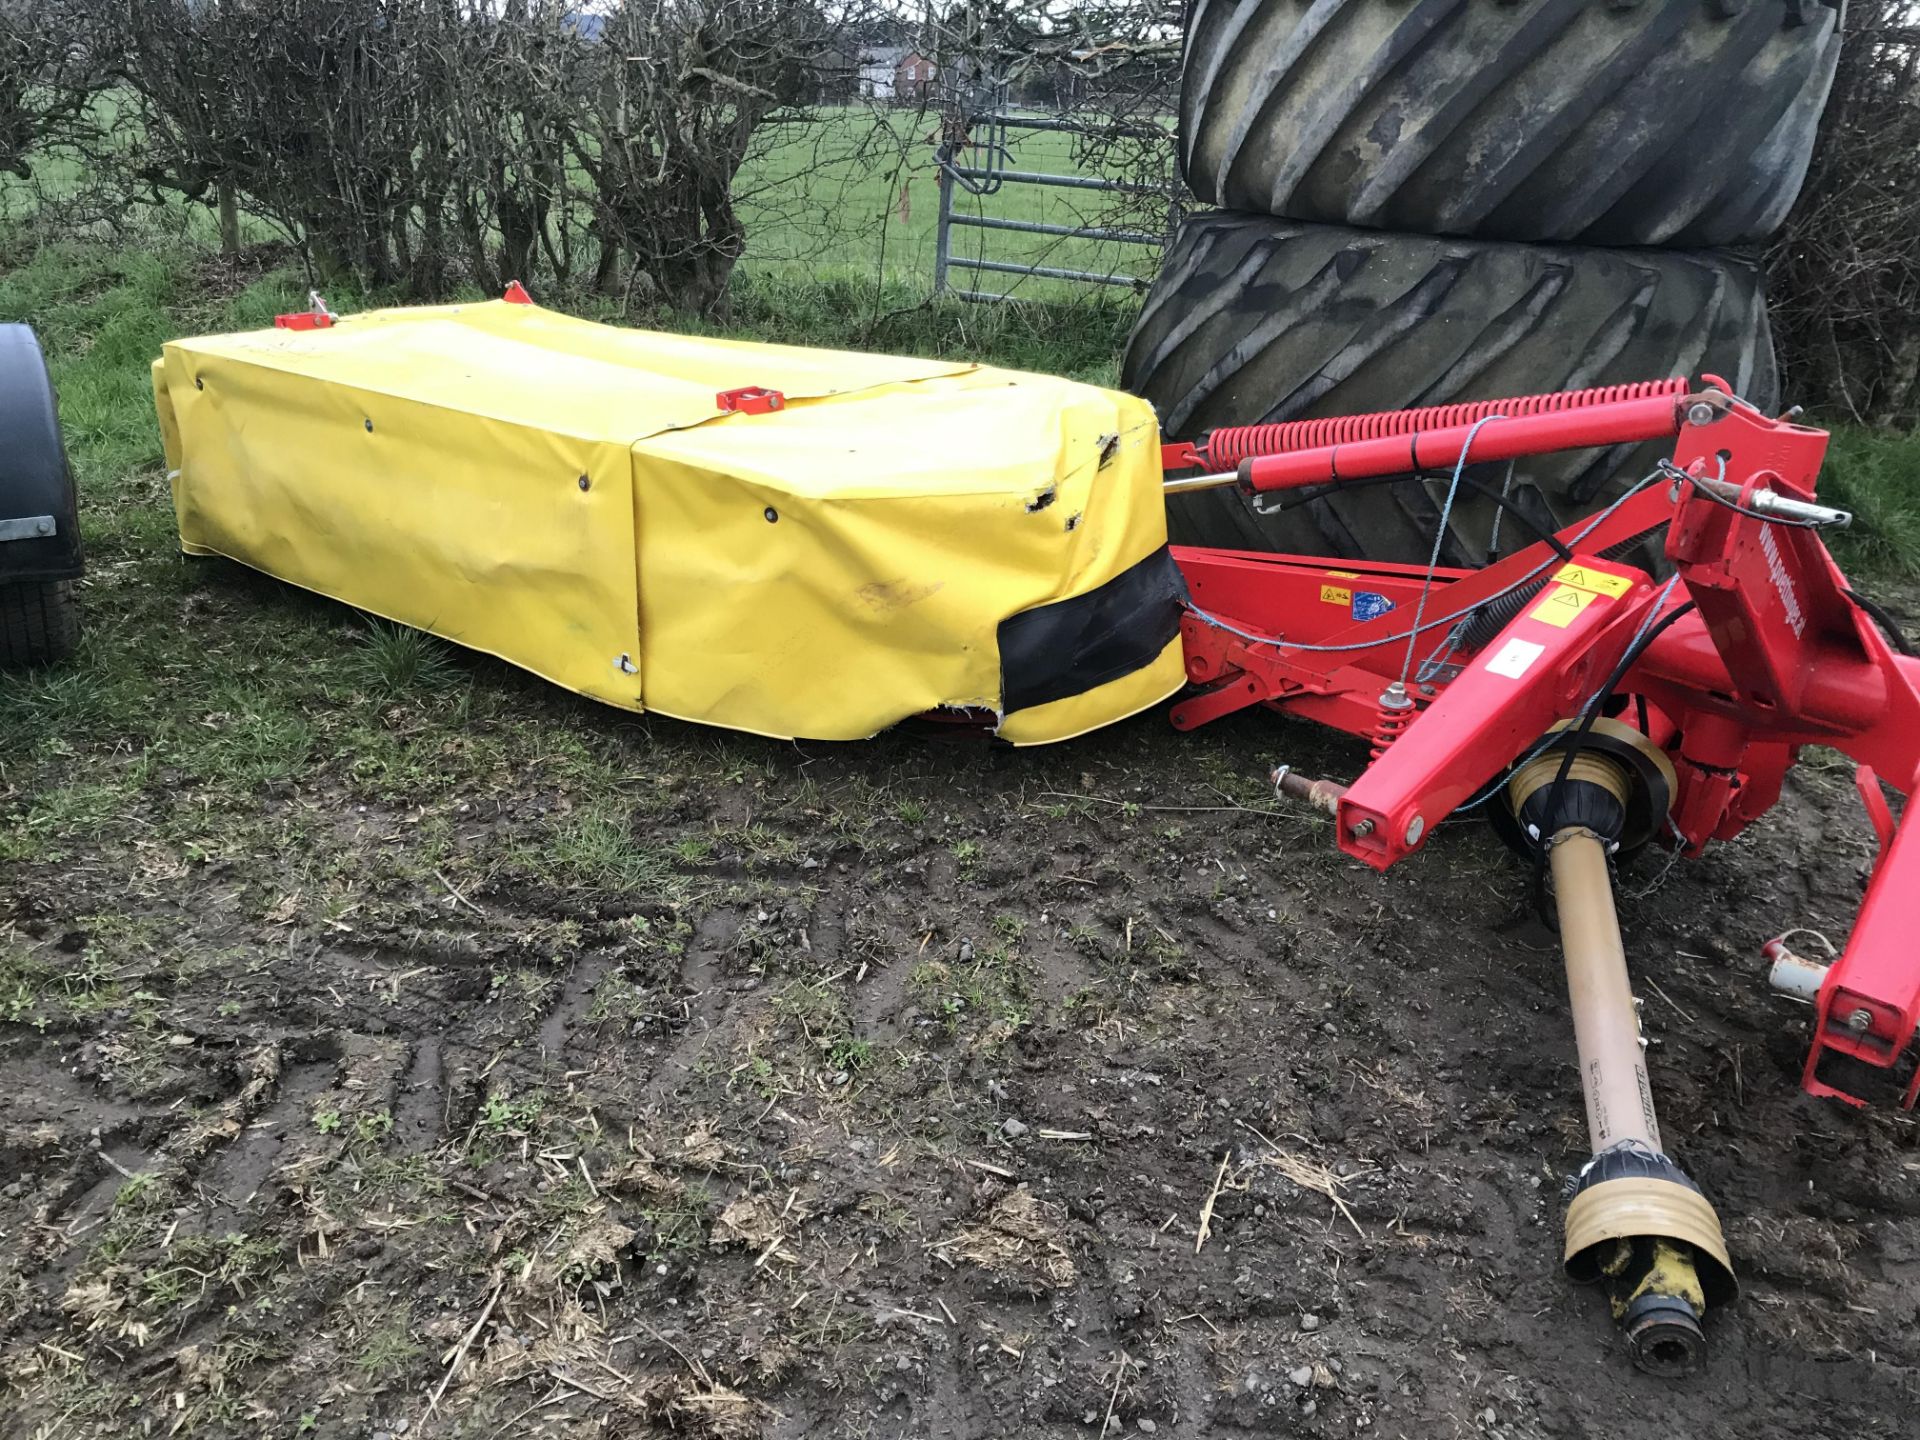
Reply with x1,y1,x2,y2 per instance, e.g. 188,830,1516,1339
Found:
103,0,454,277
925,1,1183,247
85,0,859,309
569,1,843,310
1768,1,1920,426
0,0,101,179
16,1,1185,311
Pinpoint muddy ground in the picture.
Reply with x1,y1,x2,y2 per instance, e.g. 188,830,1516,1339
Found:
2,569,1916,1440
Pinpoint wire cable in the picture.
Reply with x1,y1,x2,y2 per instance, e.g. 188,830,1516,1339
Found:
1486,459,1518,561
1251,467,1574,561
1186,466,1668,657
1399,414,1506,686
1844,587,1915,656
1659,456,1845,531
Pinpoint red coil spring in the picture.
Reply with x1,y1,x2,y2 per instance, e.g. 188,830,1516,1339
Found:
1203,378,1690,468
1370,697,1415,760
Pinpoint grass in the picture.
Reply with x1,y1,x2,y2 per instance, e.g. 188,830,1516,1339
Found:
541,809,682,895
736,106,1174,299
355,1311,426,1382
349,620,462,698
1820,426,1920,580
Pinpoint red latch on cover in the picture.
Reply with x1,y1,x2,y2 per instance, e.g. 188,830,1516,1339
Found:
717,386,785,416
276,291,336,331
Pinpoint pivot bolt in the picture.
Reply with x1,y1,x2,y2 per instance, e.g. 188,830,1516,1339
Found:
1687,401,1718,428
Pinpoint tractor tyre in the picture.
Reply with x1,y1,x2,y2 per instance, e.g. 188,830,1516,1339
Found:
1123,213,1776,567
0,579,78,667
1181,0,1842,247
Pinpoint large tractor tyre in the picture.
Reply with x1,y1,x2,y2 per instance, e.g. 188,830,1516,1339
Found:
0,579,78,667
1123,213,1776,567
1181,0,1842,248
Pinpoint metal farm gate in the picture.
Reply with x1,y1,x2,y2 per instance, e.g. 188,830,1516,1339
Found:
933,107,1180,302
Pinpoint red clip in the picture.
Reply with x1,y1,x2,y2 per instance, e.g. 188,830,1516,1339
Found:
1161,439,1204,472
503,280,534,305
717,386,785,416
275,290,336,331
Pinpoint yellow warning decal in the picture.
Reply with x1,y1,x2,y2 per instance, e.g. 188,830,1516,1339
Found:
1530,584,1599,628
1325,569,1360,579
1551,563,1633,598
1320,585,1352,606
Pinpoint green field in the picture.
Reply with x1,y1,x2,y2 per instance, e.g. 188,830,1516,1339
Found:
737,107,1177,299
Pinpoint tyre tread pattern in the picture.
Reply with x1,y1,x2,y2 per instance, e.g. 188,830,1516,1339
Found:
1123,213,1776,566
0,580,79,667
1181,0,1843,247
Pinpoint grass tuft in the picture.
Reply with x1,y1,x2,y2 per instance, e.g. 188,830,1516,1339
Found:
1821,425,1920,580
348,619,461,699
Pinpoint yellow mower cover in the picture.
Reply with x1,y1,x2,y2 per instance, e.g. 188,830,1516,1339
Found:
154,299,1185,744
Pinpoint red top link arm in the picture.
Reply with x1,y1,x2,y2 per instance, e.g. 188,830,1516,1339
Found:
1234,383,1699,493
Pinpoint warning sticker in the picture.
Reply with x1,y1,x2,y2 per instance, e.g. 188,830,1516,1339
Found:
1325,570,1360,579
1320,584,1352,607
1551,563,1632,598
1529,584,1600,628
1486,637,1546,679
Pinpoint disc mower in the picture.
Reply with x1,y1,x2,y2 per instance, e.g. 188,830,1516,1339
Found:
155,296,1912,1376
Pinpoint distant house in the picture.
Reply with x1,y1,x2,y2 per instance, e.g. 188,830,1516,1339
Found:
895,52,937,104
857,45,909,101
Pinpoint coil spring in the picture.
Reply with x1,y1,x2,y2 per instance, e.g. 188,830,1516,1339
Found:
1370,692,1415,760
1203,378,1690,468
1455,528,1670,652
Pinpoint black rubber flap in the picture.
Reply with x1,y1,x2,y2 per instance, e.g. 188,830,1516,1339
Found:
999,545,1187,715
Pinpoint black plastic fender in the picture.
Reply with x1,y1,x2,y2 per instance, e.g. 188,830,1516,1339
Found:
0,323,82,583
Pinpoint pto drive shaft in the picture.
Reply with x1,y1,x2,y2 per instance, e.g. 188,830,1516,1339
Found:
1508,743,1737,1377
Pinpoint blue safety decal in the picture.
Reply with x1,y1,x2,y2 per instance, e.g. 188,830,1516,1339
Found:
1351,591,1395,622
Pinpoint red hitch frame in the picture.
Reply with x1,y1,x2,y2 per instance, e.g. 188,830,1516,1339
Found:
1170,381,1920,1108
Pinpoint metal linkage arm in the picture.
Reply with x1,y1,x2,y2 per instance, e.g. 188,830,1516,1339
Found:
1336,558,1659,870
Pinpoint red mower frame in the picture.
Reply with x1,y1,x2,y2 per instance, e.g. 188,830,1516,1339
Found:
1164,379,1920,1109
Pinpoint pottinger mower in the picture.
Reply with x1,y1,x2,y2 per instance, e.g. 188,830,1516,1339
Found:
1159,376,1914,1376
154,297,1911,1378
